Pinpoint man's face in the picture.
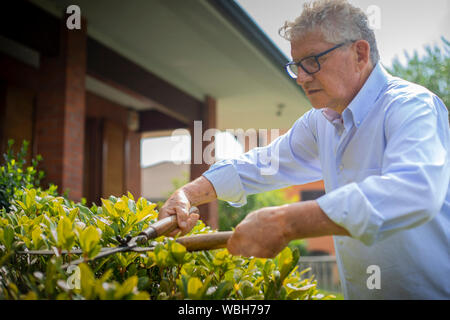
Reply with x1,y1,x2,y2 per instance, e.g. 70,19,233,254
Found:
290,31,362,113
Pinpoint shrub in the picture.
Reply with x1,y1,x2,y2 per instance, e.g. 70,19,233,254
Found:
0,139,59,229
0,189,331,300
0,140,49,211
0,143,328,300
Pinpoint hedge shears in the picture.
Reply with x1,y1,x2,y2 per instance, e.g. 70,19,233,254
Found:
17,207,232,269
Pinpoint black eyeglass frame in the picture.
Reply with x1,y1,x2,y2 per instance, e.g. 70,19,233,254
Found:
285,41,354,78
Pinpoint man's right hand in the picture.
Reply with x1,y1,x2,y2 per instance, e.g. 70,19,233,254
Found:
158,189,200,237
158,176,217,237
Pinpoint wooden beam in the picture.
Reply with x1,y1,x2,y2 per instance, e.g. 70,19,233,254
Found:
87,38,202,124
0,0,59,57
139,109,187,132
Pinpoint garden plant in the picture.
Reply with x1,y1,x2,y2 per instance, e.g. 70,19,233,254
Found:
0,141,332,300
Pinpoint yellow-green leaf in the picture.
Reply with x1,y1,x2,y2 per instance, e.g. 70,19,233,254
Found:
101,199,118,218
68,208,79,222
79,226,101,257
114,276,138,299
31,227,43,250
57,216,75,250
170,241,186,264
79,263,96,299
187,277,203,299
278,247,294,281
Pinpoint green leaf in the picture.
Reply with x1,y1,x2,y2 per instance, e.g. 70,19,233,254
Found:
114,276,138,299
211,281,233,300
31,226,44,250
79,226,101,258
79,263,96,299
57,216,75,250
169,241,186,264
15,200,28,212
101,199,118,218
278,247,294,282
0,225,15,250
187,277,203,299
127,192,134,201
286,283,316,300
68,208,79,222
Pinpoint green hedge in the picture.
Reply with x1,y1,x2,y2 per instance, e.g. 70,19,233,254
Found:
0,189,331,300
0,140,332,300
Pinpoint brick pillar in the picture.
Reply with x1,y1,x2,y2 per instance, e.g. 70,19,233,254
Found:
190,96,218,229
35,15,86,201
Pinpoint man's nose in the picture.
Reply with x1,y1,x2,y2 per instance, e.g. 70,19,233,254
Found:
296,67,314,86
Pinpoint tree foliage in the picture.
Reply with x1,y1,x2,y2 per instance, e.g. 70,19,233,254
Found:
386,37,449,111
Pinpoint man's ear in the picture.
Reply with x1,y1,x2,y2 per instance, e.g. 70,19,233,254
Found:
354,40,371,70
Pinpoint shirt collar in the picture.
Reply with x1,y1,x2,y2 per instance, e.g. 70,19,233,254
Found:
322,108,342,123
346,62,390,128
321,63,390,128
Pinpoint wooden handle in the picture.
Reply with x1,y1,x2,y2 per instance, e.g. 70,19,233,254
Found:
139,215,178,239
139,206,200,240
176,231,233,251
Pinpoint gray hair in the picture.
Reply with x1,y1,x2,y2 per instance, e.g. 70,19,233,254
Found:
279,0,380,65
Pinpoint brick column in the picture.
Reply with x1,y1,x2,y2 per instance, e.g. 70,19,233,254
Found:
35,15,86,201
190,96,218,229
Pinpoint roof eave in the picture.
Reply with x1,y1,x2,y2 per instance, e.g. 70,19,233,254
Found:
207,0,305,97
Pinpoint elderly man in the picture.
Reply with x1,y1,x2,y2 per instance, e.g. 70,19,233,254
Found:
159,0,450,299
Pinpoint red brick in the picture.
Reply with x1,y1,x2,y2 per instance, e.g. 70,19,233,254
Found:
35,15,87,201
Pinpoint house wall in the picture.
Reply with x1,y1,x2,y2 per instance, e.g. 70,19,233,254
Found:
0,42,141,205
85,91,141,202
34,16,87,201
0,84,35,164
141,162,190,202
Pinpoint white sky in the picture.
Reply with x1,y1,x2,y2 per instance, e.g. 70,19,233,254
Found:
142,0,450,167
236,0,450,67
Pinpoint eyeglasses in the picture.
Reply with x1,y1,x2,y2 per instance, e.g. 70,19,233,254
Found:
285,42,351,78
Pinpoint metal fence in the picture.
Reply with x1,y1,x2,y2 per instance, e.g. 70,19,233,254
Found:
297,255,342,293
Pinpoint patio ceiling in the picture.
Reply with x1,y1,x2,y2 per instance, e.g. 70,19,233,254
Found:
32,0,311,130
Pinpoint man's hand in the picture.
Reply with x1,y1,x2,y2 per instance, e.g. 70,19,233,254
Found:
158,189,200,237
227,201,350,258
227,206,292,258
158,176,217,237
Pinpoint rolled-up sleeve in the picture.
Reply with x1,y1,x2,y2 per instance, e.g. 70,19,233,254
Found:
203,110,323,207
317,95,450,245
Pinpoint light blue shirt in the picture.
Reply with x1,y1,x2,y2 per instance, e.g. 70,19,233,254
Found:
203,63,450,299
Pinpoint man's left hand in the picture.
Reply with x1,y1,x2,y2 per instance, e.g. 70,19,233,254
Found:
226,201,350,258
226,205,292,258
